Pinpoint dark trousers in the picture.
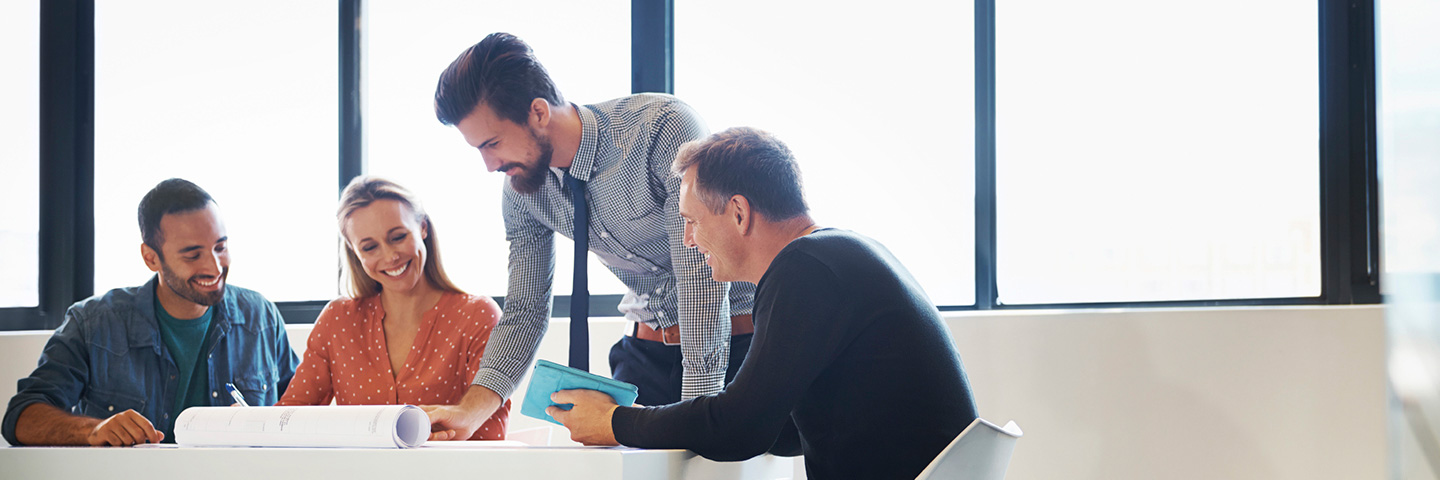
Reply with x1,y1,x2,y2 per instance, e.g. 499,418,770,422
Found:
608,333,752,406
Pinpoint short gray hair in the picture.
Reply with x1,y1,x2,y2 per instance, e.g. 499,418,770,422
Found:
672,127,808,220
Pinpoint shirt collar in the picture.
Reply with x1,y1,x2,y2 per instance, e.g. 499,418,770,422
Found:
568,104,600,182
131,275,239,348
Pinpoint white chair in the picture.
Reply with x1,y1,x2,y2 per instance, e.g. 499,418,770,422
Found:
914,418,1023,480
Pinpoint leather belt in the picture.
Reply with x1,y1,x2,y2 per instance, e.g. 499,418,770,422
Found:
631,314,754,346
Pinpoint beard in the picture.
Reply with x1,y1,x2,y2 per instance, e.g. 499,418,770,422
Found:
508,129,556,194
160,261,227,306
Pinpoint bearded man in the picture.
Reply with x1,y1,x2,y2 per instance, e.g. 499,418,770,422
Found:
3,178,298,446
423,33,757,440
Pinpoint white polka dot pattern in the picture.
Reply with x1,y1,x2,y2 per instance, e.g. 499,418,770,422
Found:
277,293,510,439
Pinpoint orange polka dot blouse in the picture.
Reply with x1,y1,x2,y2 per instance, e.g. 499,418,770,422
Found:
278,292,511,440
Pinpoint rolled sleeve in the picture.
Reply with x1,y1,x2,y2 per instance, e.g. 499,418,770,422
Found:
3,308,92,445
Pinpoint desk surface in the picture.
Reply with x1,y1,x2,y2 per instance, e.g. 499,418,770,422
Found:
0,445,795,480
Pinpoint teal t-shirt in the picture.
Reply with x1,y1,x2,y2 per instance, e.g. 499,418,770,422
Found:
154,295,216,441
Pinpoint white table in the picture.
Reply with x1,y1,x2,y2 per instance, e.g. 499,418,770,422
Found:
0,445,795,480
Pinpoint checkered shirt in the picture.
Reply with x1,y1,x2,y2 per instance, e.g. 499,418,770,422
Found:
473,93,757,400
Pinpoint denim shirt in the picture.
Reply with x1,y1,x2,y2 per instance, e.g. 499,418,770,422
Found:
2,276,299,444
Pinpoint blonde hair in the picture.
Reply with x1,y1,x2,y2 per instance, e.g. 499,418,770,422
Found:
337,176,465,298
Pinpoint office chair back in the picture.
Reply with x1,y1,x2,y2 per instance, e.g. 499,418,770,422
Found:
914,418,1023,480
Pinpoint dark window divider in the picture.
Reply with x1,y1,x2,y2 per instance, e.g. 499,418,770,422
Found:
974,0,998,310
1319,0,1382,304
26,0,95,330
338,0,364,190
632,0,674,94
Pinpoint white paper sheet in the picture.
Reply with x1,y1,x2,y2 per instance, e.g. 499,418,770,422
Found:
173,405,429,448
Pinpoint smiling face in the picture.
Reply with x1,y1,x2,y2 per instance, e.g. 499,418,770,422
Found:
144,202,230,308
679,168,746,283
342,199,430,295
455,102,554,194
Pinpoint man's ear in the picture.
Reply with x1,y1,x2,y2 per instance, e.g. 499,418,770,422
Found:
529,98,551,130
730,195,754,235
141,243,162,273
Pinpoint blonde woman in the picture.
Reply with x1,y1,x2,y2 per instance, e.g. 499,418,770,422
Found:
279,176,509,440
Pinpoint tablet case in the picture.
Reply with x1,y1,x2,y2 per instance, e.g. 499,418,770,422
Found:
519,359,641,425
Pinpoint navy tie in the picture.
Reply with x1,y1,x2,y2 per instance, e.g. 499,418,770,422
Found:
565,172,590,372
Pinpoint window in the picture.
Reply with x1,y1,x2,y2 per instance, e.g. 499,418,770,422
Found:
92,1,338,302
1380,0,1440,277
675,0,977,306
0,1,40,308
366,0,632,299
996,0,1321,304
1,1,1380,332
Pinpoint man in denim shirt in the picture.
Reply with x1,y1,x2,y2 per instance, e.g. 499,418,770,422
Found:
2,179,299,446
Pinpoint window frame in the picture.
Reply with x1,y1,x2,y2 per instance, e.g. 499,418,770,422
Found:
0,0,1380,330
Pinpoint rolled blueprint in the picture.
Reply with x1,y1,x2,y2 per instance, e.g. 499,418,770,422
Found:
173,405,429,448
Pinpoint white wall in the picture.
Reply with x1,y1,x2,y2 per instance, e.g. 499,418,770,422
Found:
948,306,1386,480
0,306,1385,480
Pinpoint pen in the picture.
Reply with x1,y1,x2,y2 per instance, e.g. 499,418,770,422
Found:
225,383,250,407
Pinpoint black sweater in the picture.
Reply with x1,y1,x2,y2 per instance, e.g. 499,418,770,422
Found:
612,229,978,479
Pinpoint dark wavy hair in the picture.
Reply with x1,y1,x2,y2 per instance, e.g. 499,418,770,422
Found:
434,32,564,126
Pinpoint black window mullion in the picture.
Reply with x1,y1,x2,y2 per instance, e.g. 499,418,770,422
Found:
1319,0,1381,304
35,0,94,330
338,0,365,191
974,0,997,310
632,0,673,94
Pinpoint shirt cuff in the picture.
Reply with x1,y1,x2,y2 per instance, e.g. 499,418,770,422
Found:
471,367,520,400
680,371,726,400
3,397,49,446
610,405,647,447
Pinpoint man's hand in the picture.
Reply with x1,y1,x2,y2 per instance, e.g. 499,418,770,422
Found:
87,409,163,446
420,385,502,441
548,389,620,446
15,403,161,446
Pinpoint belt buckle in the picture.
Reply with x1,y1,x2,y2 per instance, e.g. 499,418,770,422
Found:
661,325,682,346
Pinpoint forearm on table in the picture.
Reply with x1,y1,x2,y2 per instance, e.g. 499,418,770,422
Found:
13,402,99,446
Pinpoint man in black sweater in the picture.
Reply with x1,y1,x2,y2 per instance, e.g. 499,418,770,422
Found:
550,127,978,479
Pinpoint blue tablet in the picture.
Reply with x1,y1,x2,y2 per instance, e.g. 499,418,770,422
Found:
519,359,641,425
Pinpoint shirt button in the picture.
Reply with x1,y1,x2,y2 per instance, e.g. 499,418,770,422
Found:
107,406,114,412
654,286,664,294
657,311,666,318
625,254,634,259
212,391,218,398
164,413,170,419
600,232,610,238
650,266,659,272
